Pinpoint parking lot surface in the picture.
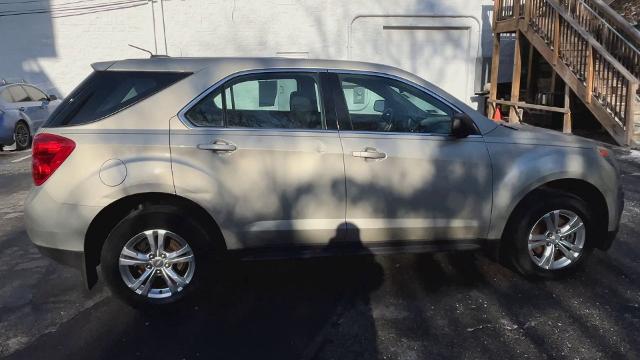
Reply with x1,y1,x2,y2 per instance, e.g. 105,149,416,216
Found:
1,146,640,359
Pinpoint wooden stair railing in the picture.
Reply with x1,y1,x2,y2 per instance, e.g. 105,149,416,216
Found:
557,0,640,80
491,0,640,146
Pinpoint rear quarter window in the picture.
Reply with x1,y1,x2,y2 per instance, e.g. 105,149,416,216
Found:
0,89,13,103
44,71,190,127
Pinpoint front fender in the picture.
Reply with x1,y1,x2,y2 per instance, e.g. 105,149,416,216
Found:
486,142,619,239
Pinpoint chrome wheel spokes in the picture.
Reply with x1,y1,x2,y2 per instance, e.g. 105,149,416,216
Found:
118,229,195,299
15,125,29,147
527,209,585,270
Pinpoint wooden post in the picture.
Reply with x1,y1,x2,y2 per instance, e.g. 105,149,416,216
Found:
514,0,521,19
488,33,501,118
563,83,572,133
585,44,593,104
553,10,561,65
526,42,535,101
524,0,531,25
492,0,500,31
625,81,639,146
509,31,523,123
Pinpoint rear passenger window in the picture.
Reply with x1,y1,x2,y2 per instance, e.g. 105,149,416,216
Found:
184,73,324,130
0,90,13,103
45,71,190,127
184,90,225,127
226,74,323,129
24,86,48,101
8,86,31,102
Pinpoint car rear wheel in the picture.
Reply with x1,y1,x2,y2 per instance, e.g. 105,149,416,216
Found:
101,205,211,307
504,190,594,277
14,122,31,150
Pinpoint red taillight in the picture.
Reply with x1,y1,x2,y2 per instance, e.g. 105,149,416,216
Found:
32,133,75,186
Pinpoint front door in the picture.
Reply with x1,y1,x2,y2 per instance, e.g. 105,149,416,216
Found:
332,73,492,244
170,71,347,250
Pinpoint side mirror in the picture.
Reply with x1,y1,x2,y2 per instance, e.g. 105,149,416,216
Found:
373,99,385,113
48,94,57,101
451,113,476,138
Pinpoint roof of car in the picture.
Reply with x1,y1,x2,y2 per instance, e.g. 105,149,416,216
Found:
93,57,499,135
91,57,414,79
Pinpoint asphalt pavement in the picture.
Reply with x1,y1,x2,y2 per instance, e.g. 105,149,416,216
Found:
1,145,640,360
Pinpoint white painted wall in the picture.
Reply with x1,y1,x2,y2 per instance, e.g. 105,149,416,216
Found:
0,0,496,108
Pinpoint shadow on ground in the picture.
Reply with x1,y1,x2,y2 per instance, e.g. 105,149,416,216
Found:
3,149,640,360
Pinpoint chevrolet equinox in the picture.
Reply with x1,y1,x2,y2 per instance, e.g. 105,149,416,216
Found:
24,57,624,306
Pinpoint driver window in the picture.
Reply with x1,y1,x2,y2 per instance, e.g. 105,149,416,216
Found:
337,74,454,134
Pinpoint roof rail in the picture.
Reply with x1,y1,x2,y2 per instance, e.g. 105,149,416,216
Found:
0,78,28,85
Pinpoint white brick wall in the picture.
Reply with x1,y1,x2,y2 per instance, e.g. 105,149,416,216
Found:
0,0,495,106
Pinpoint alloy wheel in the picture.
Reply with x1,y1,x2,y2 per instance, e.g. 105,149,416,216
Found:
118,229,195,299
14,123,29,149
527,209,586,270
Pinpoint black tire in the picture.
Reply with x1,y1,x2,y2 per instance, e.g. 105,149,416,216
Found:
503,189,594,278
14,121,31,151
100,205,213,307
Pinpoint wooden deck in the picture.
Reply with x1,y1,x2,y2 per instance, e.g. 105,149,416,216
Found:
489,0,640,146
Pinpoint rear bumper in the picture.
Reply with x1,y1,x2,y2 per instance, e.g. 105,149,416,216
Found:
24,186,101,252
25,186,102,289
35,244,83,270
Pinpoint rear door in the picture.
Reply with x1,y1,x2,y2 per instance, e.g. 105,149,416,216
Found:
22,85,51,130
331,72,493,244
170,71,347,250
7,85,43,131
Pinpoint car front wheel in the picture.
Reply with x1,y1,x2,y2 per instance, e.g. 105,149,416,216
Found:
505,190,594,277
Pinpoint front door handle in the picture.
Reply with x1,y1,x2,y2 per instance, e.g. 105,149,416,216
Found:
197,140,237,153
352,147,387,159
18,107,26,112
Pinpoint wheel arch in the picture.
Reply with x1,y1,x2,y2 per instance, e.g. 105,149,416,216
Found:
83,192,226,289
497,178,609,250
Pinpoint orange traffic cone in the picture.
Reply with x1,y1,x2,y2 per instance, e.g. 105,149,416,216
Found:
492,106,503,122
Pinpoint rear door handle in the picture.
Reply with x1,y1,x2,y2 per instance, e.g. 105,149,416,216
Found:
197,140,237,152
352,147,387,159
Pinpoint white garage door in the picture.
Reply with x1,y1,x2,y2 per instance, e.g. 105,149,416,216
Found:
350,16,480,104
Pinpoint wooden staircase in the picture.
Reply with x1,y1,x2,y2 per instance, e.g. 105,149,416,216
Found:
490,0,640,147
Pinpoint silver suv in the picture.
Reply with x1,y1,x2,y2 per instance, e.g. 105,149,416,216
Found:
24,58,623,306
